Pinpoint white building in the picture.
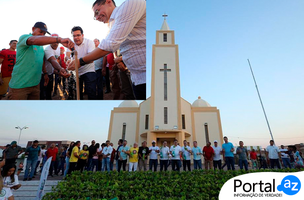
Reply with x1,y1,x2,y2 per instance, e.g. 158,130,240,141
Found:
108,17,224,148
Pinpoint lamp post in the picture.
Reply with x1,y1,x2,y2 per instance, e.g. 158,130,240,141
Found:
15,126,28,145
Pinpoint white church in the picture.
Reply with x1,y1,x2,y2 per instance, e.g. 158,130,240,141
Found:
108,17,224,148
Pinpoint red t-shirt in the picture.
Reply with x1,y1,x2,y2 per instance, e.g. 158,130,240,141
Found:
60,54,66,69
46,148,58,161
203,146,214,160
107,53,114,70
250,151,257,160
0,49,16,78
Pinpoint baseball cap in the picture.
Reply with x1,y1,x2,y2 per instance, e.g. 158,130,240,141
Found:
60,47,65,50
34,22,50,35
152,140,156,143
214,140,218,143
11,141,17,145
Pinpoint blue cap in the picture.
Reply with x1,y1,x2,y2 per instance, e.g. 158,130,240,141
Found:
34,22,50,35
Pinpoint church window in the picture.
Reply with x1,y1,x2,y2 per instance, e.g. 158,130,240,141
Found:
164,107,168,124
204,123,210,143
182,114,186,129
122,123,126,140
160,64,171,101
163,33,167,42
145,115,149,129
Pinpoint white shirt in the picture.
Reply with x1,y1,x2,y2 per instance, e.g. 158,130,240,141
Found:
266,145,280,159
3,175,19,188
0,187,13,200
280,149,289,159
99,0,146,86
102,146,113,158
74,38,95,76
213,146,222,161
44,45,60,75
160,146,170,160
182,146,191,160
170,145,182,160
149,146,159,159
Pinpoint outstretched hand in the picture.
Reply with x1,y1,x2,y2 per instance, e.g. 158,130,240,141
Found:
59,69,71,78
60,38,74,50
67,59,80,71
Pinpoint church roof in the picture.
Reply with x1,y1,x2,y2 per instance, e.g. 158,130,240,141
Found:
192,96,211,107
161,18,170,30
118,100,139,107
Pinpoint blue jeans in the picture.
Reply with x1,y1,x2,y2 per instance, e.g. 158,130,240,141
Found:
270,159,281,169
102,157,110,172
64,157,70,177
116,159,119,171
194,159,202,169
79,72,97,100
91,159,99,171
239,159,248,170
24,159,38,179
149,159,158,171
171,160,181,171
282,158,291,168
160,160,168,171
225,157,235,170
110,161,114,171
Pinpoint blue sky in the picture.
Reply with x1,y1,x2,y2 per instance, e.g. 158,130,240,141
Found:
1,0,304,148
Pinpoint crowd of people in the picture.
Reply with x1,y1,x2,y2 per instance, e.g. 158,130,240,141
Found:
0,137,303,199
0,0,146,101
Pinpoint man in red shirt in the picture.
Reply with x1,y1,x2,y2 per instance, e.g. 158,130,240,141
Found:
250,149,258,169
46,143,58,177
0,40,17,97
203,142,215,170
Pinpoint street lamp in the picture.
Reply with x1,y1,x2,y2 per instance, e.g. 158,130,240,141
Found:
15,126,29,144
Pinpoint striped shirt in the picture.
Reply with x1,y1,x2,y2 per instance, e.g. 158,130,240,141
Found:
99,0,146,86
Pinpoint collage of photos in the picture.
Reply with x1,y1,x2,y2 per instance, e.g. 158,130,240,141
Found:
1,0,304,199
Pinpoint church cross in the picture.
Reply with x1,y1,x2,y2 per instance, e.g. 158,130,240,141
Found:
160,64,171,101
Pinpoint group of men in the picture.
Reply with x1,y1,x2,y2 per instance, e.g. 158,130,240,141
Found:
0,0,146,100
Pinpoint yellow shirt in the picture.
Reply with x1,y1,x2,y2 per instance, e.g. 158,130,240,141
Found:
129,147,139,163
70,146,79,163
79,150,89,160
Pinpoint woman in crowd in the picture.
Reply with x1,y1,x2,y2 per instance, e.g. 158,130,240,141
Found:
1,164,21,195
91,143,100,172
0,175,14,200
78,145,89,172
64,142,75,177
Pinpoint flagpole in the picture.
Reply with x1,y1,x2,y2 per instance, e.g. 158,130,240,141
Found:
247,59,274,142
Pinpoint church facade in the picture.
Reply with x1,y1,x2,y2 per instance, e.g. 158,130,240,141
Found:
108,18,224,148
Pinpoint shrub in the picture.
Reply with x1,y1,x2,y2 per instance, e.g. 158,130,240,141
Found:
43,168,303,200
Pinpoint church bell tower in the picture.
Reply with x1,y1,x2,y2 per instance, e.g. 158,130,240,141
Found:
150,15,182,131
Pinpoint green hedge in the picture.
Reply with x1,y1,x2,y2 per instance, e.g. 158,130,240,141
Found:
43,169,303,200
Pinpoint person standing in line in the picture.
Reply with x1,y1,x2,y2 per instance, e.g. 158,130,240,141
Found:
280,145,291,168
102,140,113,172
212,140,222,170
159,141,170,171
192,141,202,170
236,141,249,171
138,141,149,171
118,140,129,172
265,140,281,169
182,140,191,171
249,149,258,170
170,139,183,172
128,143,139,172
203,142,214,170
87,140,97,171
115,139,123,171
149,140,159,171
63,142,74,177
78,145,89,172
46,143,58,177
222,136,235,170
3,141,23,165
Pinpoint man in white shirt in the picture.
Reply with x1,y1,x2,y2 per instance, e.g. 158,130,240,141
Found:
159,141,170,171
182,140,191,171
70,26,97,100
149,140,159,171
68,0,146,100
102,140,113,172
170,139,183,171
213,140,222,170
280,145,291,168
40,34,61,100
266,140,281,169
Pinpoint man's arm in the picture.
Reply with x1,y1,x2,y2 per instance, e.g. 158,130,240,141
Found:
26,36,74,49
48,56,70,78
